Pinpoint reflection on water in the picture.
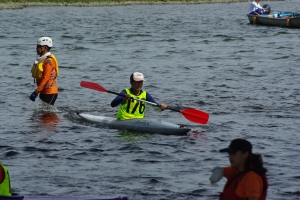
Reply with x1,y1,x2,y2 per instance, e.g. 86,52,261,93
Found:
30,112,60,134
37,113,60,132
115,131,151,143
30,101,61,135
188,130,207,138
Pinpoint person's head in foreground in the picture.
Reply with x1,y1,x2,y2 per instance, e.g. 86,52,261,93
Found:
209,138,268,200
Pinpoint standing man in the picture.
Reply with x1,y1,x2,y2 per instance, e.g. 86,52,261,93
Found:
29,37,59,105
209,138,268,200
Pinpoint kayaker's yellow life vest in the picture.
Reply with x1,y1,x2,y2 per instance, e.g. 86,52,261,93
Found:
116,88,147,120
31,54,59,79
0,163,12,196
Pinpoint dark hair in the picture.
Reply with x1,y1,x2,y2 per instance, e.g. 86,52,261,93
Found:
244,153,267,175
130,73,134,82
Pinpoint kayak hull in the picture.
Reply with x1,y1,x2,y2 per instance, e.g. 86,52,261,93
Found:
77,113,191,135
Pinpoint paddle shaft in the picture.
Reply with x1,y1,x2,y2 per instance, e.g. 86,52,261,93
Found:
109,91,189,113
108,91,160,107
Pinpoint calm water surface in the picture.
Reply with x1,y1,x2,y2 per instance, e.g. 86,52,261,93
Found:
0,1,300,199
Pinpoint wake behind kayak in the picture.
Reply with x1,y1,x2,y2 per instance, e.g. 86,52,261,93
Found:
77,113,191,135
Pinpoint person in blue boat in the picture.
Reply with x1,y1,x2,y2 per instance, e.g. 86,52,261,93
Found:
111,72,167,120
0,162,12,196
249,0,268,15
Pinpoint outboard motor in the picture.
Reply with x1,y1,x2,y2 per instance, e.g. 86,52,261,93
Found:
262,4,271,14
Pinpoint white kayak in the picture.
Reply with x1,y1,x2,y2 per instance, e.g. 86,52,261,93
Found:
77,113,191,135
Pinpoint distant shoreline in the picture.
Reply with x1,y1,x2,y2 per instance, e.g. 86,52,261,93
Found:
0,0,247,10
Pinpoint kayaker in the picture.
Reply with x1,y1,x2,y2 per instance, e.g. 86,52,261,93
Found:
29,37,59,105
209,138,268,200
0,162,12,196
111,72,167,120
249,0,267,15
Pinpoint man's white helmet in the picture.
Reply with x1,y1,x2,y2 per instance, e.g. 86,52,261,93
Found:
37,37,53,47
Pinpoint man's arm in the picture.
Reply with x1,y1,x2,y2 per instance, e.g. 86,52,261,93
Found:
146,93,166,110
145,93,159,105
111,90,127,107
36,58,56,92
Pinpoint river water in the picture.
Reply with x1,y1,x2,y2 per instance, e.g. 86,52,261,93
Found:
0,1,300,199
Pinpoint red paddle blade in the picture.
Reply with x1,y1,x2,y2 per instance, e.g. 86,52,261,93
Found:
80,81,109,93
180,108,209,124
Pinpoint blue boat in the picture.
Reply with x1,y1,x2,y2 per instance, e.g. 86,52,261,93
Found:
247,11,300,28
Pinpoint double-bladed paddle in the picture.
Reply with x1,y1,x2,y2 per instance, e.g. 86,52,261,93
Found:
80,81,209,125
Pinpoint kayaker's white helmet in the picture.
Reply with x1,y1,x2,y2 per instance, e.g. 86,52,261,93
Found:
37,37,53,47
